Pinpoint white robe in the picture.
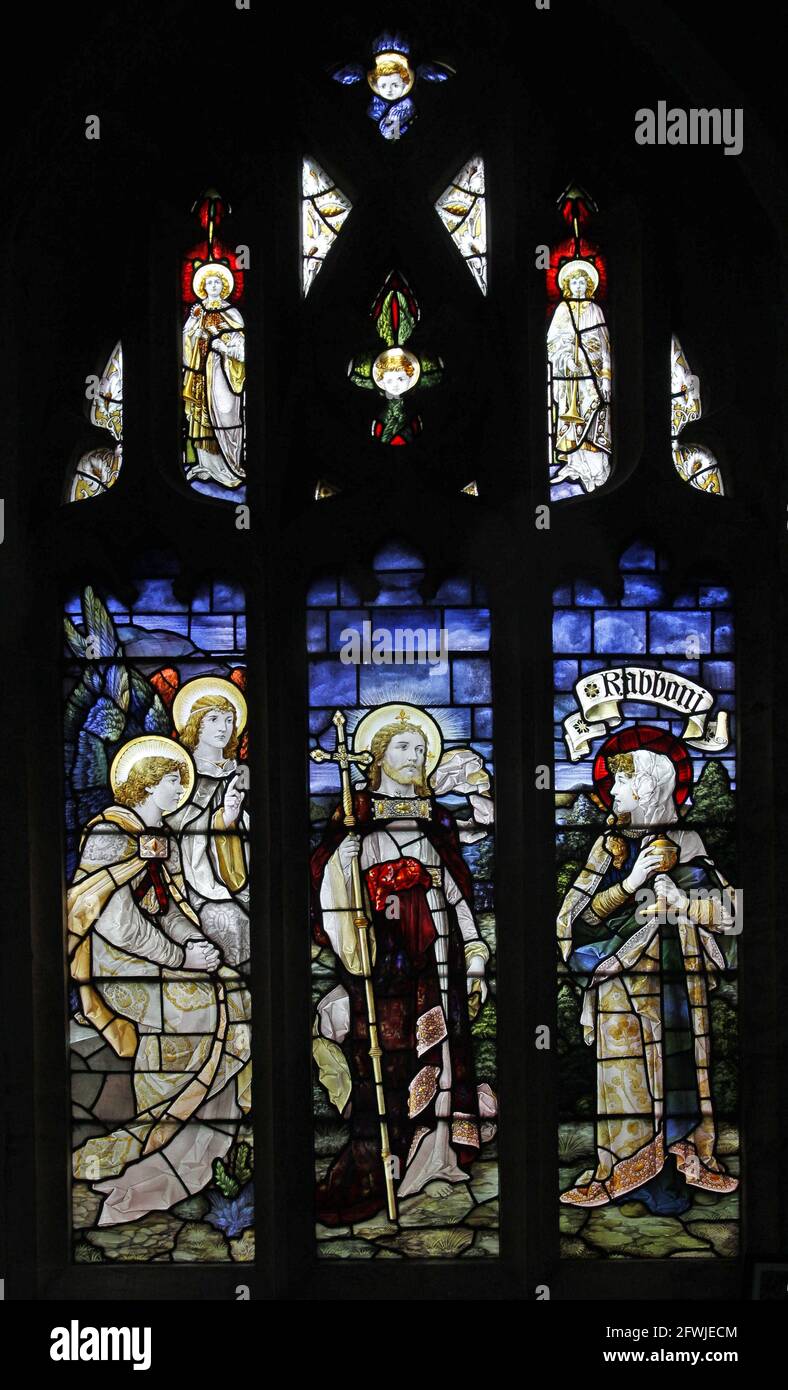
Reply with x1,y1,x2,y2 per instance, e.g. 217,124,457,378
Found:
166,757,250,968
183,300,245,488
547,296,612,493
71,817,251,1226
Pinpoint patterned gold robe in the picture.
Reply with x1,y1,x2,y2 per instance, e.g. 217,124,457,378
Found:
68,805,251,1226
557,826,733,1200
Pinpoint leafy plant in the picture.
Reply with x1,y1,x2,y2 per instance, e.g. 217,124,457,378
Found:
212,1140,253,1199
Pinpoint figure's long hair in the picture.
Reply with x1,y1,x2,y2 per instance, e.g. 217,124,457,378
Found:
366,721,431,797
179,695,239,760
562,269,595,300
115,756,188,809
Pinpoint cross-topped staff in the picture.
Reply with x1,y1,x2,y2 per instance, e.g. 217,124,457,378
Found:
310,709,399,1221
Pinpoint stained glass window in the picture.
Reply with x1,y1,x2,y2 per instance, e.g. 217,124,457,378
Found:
435,156,487,294
349,271,443,445
671,335,726,496
554,544,738,1257
64,341,123,503
64,571,253,1263
547,187,612,501
307,542,498,1258
302,158,352,297
331,31,453,141
182,192,246,499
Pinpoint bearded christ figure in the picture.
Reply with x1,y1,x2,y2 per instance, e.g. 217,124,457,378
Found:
310,708,491,1227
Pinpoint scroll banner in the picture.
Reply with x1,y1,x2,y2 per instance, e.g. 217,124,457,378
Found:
563,665,730,762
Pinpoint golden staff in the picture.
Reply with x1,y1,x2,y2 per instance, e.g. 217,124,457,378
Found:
310,709,399,1222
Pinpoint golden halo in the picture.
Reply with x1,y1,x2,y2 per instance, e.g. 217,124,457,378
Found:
557,258,599,295
367,52,415,97
110,736,195,809
352,704,444,778
172,677,248,737
192,261,235,302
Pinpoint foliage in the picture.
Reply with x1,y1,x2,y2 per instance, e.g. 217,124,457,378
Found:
212,1140,253,1200
464,834,494,879
557,859,582,907
471,997,497,1040
206,1140,255,1238
557,982,594,1119
473,1037,497,1087
559,793,605,860
686,760,735,825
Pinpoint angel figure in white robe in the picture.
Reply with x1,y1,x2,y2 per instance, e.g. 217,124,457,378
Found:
68,736,251,1227
183,262,245,489
548,258,612,495
167,677,251,971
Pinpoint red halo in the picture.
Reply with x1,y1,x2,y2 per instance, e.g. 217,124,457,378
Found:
592,725,693,809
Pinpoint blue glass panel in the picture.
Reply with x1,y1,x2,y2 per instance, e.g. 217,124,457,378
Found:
700,586,733,607
619,542,656,571
439,706,472,738
452,659,492,704
116,623,195,657
574,583,607,607
433,576,473,603
553,584,572,605
134,578,188,612
373,541,425,571
131,614,191,637
340,578,362,606
307,612,327,653
553,611,591,653
593,610,647,654
327,609,371,649
373,572,424,605
554,660,578,690
190,616,237,651
309,709,332,734
473,707,493,737
713,615,734,653
307,577,338,606
309,658,358,706
648,611,711,655
702,661,735,691
554,693,577,721
621,575,664,607
309,759,344,795
213,581,246,612
445,609,490,650
662,658,701,678
359,661,450,703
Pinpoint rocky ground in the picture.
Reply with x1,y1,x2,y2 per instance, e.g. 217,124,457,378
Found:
72,1187,254,1264
315,1147,500,1259
559,1121,739,1258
